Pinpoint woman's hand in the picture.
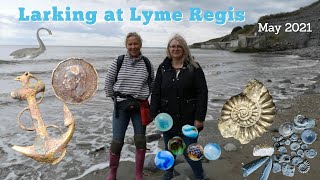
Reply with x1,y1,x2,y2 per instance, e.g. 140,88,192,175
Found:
194,120,204,131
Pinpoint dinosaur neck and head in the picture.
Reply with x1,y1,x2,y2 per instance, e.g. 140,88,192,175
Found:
37,28,52,51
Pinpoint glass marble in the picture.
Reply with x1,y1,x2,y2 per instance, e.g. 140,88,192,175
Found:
204,143,221,160
154,113,173,132
187,143,204,161
168,136,186,156
182,125,198,138
154,150,175,170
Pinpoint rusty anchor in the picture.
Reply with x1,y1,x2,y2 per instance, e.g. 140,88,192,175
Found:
10,72,75,164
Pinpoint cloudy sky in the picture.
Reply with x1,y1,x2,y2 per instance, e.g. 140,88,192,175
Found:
0,0,317,47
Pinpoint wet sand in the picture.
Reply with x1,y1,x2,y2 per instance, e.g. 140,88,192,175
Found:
80,87,320,180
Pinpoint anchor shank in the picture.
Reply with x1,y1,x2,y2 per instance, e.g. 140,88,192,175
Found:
27,96,49,138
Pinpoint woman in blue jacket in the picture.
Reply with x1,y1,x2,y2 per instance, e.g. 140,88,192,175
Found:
150,34,208,180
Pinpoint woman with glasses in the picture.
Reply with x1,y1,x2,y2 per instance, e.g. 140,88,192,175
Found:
150,34,208,180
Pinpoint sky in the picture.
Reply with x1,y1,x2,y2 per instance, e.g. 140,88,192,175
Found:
0,0,317,47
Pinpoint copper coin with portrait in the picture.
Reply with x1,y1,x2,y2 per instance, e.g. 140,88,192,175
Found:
52,58,98,104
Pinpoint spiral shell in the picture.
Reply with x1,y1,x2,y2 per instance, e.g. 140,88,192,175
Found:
293,114,315,132
273,154,281,162
285,139,291,146
290,142,300,151
291,151,297,157
272,135,283,142
291,156,303,166
218,79,275,144
297,149,304,158
279,122,294,137
273,142,280,149
300,144,308,150
279,139,286,146
277,146,287,154
305,149,317,159
289,134,299,142
279,154,290,163
297,160,310,173
282,164,295,177
293,114,305,123
272,162,281,173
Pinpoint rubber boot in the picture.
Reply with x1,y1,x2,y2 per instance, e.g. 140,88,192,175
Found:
135,149,146,180
106,152,120,180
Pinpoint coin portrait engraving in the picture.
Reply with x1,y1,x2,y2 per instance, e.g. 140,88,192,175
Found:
52,58,98,104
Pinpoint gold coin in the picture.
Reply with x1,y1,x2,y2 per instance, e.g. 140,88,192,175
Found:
52,58,98,104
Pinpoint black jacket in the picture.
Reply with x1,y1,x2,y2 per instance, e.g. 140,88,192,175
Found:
150,57,208,132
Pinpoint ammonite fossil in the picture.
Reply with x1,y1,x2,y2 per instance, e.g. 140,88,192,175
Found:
279,122,294,137
297,160,310,173
218,79,275,144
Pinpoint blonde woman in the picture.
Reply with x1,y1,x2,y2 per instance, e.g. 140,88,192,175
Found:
105,32,155,180
150,34,208,180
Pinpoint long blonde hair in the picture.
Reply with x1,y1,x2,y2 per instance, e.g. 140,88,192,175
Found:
166,34,199,70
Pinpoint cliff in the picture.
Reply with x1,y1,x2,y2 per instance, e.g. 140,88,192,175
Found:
191,1,320,55
258,0,320,51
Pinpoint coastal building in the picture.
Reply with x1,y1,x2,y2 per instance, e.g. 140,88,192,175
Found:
199,34,265,52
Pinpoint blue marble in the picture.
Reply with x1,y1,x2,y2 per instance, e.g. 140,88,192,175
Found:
154,150,175,170
204,143,221,160
154,113,173,132
182,125,198,138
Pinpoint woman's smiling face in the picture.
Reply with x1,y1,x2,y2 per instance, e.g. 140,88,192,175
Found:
126,36,141,58
169,39,184,59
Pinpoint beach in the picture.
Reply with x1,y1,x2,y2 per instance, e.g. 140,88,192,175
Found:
79,77,320,180
1,46,320,180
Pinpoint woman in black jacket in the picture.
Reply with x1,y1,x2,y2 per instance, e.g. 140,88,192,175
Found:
150,34,208,180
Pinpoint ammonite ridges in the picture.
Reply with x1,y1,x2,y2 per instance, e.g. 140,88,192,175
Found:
218,79,275,144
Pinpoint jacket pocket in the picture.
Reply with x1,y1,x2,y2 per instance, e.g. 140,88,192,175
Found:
184,98,196,114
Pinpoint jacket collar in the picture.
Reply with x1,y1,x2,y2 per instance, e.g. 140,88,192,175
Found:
162,57,188,69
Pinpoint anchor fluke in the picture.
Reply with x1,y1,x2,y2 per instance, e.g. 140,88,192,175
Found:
11,72,75,164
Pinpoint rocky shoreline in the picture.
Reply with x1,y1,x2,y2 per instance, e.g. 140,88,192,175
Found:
270,47,320,59
191,1,320,58
79,77,320,180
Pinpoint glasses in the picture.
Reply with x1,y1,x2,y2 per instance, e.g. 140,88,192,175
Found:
169,45,183,50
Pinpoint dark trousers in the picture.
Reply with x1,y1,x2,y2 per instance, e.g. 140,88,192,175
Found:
163,131,205,179
112,102,146,142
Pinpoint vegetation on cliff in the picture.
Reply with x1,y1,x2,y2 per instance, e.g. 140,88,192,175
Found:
191,0,320,53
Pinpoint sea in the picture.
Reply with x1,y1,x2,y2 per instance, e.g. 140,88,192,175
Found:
0,45,319,179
